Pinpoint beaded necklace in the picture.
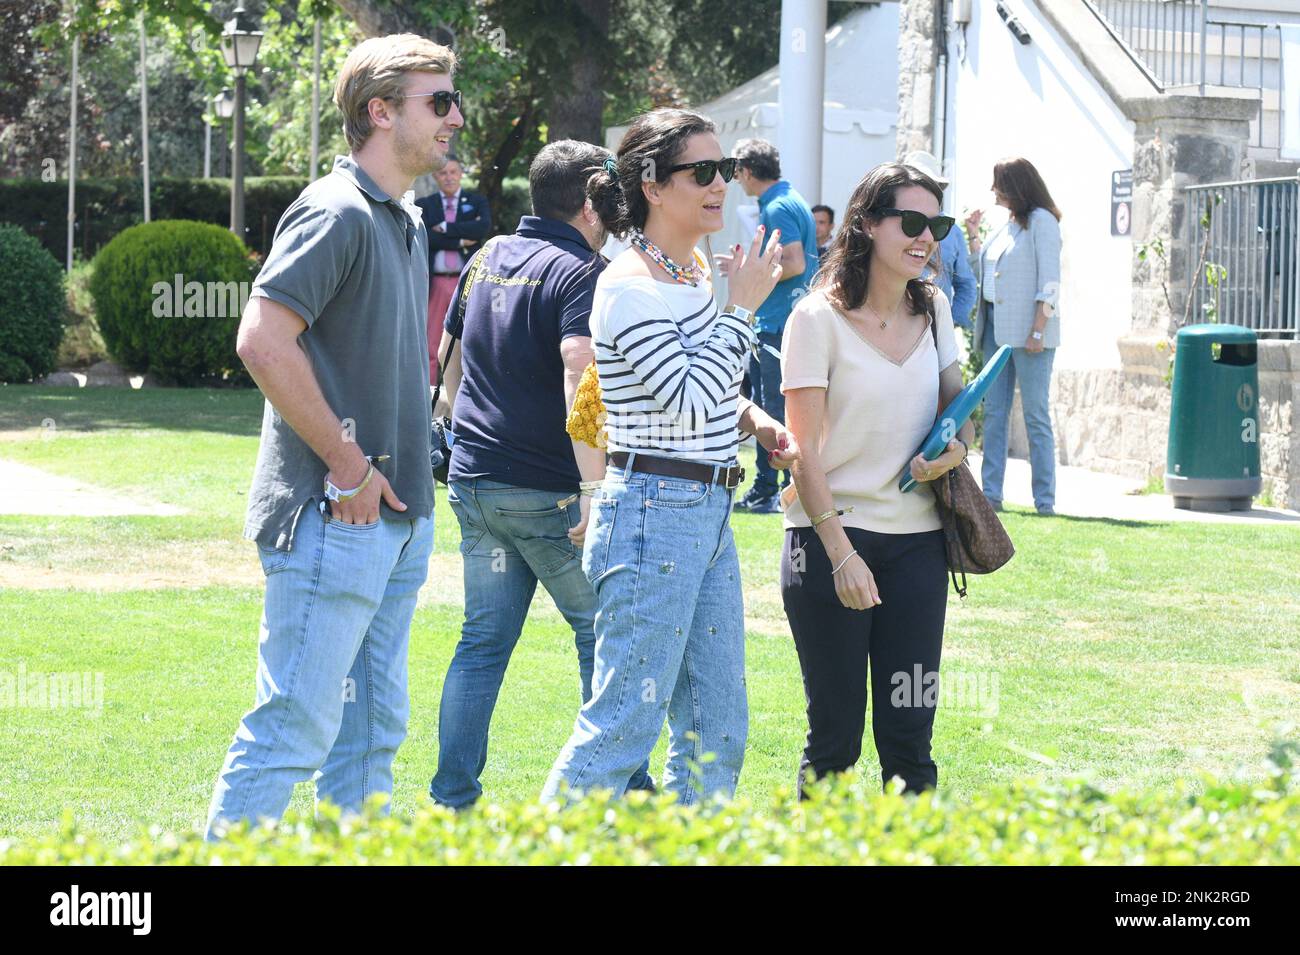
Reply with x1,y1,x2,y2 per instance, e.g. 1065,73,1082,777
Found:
630,230,704,286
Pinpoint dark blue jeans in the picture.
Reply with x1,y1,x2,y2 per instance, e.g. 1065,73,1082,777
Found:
747,329,790,498
431,478,652,808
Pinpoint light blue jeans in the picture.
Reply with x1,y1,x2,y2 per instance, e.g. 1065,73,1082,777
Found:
980,315,1057,510
542,456,748,805
205,500,434,839
430,478,652,808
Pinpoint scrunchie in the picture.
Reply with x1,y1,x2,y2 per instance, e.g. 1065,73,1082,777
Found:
603,157,618,177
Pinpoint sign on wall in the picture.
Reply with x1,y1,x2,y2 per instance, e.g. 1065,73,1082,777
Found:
1111,169,1133,237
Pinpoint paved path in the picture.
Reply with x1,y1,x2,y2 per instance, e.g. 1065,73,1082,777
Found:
978,453,1299,526
2,448,1293,526
0,459,184,517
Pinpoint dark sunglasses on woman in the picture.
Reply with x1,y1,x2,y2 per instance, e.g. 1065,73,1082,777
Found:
400,89,463,117
666,157,738,187
874,208,956,241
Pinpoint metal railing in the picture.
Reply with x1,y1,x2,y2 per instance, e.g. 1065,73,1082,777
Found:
1183,177,1299,339
1086,0,1208,90
1085,1,1283,150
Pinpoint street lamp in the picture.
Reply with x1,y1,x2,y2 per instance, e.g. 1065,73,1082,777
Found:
220,3,263,240
206,88,236,179
214,88,236,119
214,88,235,179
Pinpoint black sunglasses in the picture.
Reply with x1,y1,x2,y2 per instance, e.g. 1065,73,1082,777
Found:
874,208,955,241
666,157,738,187
400,89,463,117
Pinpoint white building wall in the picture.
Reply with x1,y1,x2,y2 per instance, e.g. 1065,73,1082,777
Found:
944,0,1136,372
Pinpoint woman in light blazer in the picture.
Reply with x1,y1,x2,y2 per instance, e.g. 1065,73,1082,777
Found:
964,158,1062,515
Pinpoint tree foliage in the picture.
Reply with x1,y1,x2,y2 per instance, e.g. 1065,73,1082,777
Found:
3,1,857,212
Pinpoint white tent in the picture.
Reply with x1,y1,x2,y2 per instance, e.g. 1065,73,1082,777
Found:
603,1,900,272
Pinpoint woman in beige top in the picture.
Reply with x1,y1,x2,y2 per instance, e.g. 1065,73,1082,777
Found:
779,162,972,796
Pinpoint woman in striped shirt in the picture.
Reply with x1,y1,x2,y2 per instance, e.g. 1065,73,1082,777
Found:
542,108,792,804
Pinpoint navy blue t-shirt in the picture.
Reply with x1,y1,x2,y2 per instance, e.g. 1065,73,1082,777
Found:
444,215,600,492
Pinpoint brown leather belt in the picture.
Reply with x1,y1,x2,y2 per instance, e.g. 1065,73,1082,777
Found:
608,451,745,490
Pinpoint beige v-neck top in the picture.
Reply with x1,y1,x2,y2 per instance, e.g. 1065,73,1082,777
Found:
780,286,959,534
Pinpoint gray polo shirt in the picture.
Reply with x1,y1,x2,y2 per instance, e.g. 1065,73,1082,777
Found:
243,154,435,550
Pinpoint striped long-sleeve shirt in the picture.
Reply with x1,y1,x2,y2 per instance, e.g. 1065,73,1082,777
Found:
590,271,756,464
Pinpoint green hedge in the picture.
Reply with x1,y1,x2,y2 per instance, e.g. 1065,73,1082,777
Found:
0,174,535,268
4,758,1299,865
89,220,254,386
0,172,535,267
0,224,65,383
0,177,307,262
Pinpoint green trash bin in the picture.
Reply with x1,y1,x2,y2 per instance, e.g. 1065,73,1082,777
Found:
1164,323,1261,512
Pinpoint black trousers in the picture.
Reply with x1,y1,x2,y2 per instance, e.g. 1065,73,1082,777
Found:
781,525,948,796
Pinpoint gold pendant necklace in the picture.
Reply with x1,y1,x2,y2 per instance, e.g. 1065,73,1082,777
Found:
864,301,889,329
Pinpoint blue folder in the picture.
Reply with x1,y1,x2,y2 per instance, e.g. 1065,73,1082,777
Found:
898,345,1012,493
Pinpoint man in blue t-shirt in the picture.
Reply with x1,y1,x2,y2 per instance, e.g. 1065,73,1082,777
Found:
732,138,818,512
431,140,654,807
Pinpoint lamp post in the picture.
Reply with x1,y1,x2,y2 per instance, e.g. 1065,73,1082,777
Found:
207,88,235,178
214,87,235,179
220,3,263,240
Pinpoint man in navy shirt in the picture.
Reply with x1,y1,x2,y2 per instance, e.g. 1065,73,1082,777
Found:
429,140,655,807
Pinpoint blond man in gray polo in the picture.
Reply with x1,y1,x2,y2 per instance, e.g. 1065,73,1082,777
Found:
206,34,463,838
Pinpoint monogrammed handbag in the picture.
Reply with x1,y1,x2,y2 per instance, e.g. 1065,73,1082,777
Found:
932,461,1015,597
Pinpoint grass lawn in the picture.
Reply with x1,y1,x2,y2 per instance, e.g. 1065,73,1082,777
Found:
1,384,1299,843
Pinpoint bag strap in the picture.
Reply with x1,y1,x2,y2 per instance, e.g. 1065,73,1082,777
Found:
432,237,498,409
930,296,968,599
942,470,968,599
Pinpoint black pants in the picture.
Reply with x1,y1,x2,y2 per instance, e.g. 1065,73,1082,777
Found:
781,525,948,796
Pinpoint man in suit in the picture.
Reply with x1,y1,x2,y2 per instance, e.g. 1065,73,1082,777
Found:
416,153,491,380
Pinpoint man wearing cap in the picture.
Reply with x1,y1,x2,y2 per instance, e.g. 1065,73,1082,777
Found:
906,151,978,333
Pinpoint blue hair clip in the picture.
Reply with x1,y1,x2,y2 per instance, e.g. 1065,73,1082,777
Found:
603,157,618,176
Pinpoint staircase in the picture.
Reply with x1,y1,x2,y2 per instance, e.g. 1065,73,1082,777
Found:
1085,0,1296,175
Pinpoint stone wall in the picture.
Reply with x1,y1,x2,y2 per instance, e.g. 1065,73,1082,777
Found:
895,0,939,159
1258,341,1300,509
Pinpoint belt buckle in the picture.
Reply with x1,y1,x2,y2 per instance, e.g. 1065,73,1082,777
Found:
724,465,744,490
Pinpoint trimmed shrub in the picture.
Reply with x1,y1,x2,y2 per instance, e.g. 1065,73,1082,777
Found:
3,760,1299,865
0,224,65,383
89,220,254,386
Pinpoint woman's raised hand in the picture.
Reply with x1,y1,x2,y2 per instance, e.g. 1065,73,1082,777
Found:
722,226,784,314
963,210,983,253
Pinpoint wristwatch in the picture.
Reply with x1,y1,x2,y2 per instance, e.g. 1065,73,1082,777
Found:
323,455,389,503
1031,330,1044,341
723,304,755,326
